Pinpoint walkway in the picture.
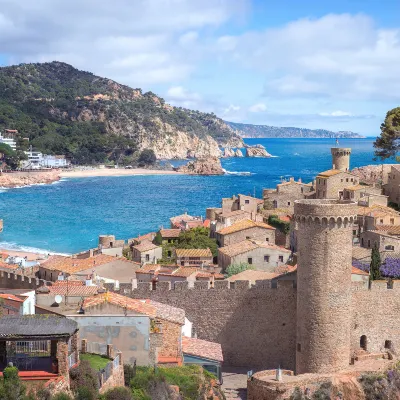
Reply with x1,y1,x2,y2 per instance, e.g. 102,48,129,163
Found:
221,367,248,400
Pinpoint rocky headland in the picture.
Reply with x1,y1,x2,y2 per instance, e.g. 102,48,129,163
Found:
177,157,224,175
0,170,61,188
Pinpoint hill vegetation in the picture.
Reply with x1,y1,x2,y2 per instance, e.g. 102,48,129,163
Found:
226,121,365,139
0,62,242,164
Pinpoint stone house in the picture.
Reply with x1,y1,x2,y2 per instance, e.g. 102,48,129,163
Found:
357,193,389,208
315,169,359,199
382,165,400,206
222,194,263,215
357,205,400,233
218,239,291,272
159,229,181,244
360,227,400,252
215,219,276,247
175,248,213,267
170,213,203,230
342,185,381,202
98,235,125,257
263,178,313,210
0,289,35,315
131,241,162,264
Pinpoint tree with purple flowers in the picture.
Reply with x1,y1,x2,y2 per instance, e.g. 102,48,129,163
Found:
380,258,400,279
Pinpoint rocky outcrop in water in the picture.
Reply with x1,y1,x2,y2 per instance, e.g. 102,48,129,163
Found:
178,157,224,175
234,149,243,157
245,144,271,157
222,148,235,158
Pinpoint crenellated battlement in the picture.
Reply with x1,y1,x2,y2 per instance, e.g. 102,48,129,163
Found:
0,270,52,289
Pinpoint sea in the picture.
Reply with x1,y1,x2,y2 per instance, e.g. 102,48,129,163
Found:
0,138,391,255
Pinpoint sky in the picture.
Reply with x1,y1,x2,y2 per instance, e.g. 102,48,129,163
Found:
1,0,400,136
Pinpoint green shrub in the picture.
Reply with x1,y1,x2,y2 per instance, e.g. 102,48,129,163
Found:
226,262,254,277
268,215,290,235
102,386,132,400
69,360,99,399
52,393,74,400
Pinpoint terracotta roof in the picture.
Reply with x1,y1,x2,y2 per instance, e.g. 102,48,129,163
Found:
131,232,156,242
352,246,372,260
195,272,225,279
138,264,162,273
0,293,25,302
83,292,157,317
274,264,297,275
203,219,211,228
52,280,84,286
317,169,343,177
182,336,223,362
132,240,160,252
175,248,212,258
228,270,278,282
160,229,181,238
345,184,369,192
48,285,99,296
357,205,399,217
0,262,19,270
217,219,275,235
171,267,198,278
83,293,185,324
220,210,249,218
375,225,400,235
219,240,291,258
40,254,117,274
352,266,369,276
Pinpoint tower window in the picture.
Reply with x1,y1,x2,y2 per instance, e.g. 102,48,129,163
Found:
385,340,392,350
360,335,367,351
247,258,253,264
297,343,301,352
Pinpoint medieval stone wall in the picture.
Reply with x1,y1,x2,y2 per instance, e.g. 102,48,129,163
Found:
216,226,276,247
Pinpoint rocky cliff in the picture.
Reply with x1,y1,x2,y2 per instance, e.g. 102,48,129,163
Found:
0,62,243,163
245,144,271,157
178,157,224,175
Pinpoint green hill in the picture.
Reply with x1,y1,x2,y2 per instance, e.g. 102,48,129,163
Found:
0,62,242,164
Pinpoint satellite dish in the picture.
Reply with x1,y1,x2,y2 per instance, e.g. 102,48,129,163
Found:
55,295,62,304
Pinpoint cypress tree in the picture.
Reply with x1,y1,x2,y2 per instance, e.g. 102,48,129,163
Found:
370,244,382,281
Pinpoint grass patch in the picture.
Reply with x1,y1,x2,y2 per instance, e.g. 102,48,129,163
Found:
80,353,110,370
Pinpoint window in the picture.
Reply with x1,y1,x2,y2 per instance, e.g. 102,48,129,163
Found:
266,238,269,242
380,219,384,224
341,179,343,182
264,255,270,262
279,256,284,262
385,340,392,350
297,343,301,352
353,230,357,236
287,201,291,206
360,335,367,351
385,245,395,251
246,236,250,239
145,254,150,261
346,178,349,182
390,218,395,225
368,240,371,248
168,239,172,244
167,251,171,257
247,258,253,264
245,199,250,204
351,178,353,182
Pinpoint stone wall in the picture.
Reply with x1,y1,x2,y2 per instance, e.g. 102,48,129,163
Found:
360,230,400,252
0,271,51,289
116,280,298,370
216,226,276,247
158,320,182,359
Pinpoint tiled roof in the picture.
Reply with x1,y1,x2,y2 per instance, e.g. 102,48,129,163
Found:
203,219,211,228
145,300,185,325
375,225,400,235
195,272,225,279
345,184,369,191
217,219,275,235
48,285,99,296
228,270,278,282
0,315,77,338
40,254,117,274
220,210,249,218
182,336,223,362
175,248,212,258
160,229,181,238
317,169,343,177
274,264,297,275
138,264,162,272
352,246,372,261
168,267,198,278
357,205,400,218
53,280,84,286
352,266,369,276
83,293,185,324
83,292,157,317
132,240,160,252
0,293,25,302
0,262,19,270
219,240,291,258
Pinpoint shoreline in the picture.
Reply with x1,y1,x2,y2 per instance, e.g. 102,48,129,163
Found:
59,168,183,178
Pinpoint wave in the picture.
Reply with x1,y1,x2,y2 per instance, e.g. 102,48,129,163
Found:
269,155,279,158
0,241,71,256
223,169,252,176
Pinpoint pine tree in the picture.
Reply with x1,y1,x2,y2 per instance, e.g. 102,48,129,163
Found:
370,244,382,281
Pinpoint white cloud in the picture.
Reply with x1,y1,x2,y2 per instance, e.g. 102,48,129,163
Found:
319,110,353,117
216,13,400,101
249,103,267,113
0,0,247,86
166,86,202,108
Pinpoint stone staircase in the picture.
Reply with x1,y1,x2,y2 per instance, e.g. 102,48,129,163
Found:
354,349,388,362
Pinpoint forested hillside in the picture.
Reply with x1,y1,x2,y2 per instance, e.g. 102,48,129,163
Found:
0,62,242,164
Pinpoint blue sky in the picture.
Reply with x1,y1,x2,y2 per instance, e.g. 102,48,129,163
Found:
1,0,400,136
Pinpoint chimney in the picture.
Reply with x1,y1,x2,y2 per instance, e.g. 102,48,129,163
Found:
85,275,92,286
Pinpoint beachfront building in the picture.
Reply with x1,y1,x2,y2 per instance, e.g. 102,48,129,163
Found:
218,239,291,273
0,131,17,150
23,151,70,169
131,241,162,264
174,248,213,267
215,219,276,247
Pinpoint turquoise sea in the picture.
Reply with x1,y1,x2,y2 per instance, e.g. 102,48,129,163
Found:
0,138,389,254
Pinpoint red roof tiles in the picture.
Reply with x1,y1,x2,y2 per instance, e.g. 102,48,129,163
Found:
182,336,223,362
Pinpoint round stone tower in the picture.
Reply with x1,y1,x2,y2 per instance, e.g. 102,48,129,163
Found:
294,199,358,374
331,148,351,171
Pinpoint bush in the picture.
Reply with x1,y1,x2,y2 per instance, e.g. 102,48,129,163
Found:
102,386,132,400
226,262,255,277
69,360,99,399
0,365,28,400
52,393,74,400
268,215,290,235
138,149,156,166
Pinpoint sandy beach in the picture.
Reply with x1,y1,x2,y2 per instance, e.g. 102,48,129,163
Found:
0,248,50,261
60,168,183,178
